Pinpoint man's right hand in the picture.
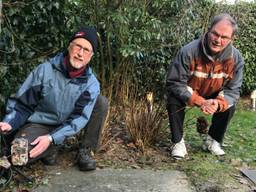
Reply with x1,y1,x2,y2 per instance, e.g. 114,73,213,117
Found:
0,122,12,134
200,99,219,115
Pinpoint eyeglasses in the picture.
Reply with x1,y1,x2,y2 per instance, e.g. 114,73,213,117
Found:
210,31,232,43
71,42,93,55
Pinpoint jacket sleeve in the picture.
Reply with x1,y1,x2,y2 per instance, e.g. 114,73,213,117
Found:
50,81,100,145
166,48,205,106
2,65,44,130
216,50,244,112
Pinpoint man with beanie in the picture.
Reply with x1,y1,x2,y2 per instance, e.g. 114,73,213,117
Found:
0,26,108,171
166,13,244,159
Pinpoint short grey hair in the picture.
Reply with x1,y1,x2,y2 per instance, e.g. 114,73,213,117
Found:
209,13,238,36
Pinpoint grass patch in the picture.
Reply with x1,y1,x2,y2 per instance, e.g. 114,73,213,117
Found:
176,104,256,190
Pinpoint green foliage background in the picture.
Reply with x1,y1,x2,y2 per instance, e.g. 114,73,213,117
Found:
0,0,256,115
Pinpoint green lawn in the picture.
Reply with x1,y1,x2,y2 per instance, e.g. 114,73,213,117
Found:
179,103,256,190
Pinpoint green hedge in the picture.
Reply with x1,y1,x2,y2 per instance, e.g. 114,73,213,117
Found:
0,0,256,115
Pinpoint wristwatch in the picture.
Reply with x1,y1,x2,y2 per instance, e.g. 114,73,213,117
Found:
48,134,53,143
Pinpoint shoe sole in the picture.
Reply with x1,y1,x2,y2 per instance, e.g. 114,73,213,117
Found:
209,151,225,156
172,153,188,160
172,156,184,160
79,166,96,171
78,162,96,171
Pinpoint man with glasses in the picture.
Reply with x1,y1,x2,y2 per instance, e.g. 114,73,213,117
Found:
166,13,244,159
0,27,108,171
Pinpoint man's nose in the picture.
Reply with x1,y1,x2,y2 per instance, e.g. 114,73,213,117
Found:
77,48,84,56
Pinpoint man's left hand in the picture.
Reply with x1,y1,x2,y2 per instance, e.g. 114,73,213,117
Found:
200,99,219,115
29,135,51,158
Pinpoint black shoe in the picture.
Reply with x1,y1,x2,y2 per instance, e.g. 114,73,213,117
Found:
77,148,96,171
41,147,59,165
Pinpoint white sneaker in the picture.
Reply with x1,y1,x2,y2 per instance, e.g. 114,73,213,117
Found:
171,138,187,159
202,135,212,151
204,136,225,156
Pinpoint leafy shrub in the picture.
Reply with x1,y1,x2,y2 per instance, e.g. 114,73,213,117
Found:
0,0,68,117
0,0,256,113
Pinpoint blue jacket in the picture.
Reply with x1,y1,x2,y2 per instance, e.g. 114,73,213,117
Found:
3,53,100,144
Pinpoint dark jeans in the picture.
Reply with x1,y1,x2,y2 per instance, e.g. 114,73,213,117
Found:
166,94,235,143
4,95,108,163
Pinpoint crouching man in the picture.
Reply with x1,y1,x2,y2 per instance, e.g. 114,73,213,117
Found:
0,27,108,171
166,13,244,159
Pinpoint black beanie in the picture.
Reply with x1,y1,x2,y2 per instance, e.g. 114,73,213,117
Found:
69,27,98,53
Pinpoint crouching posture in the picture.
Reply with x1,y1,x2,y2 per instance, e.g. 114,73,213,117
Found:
166,13,244,159
0,27,108,171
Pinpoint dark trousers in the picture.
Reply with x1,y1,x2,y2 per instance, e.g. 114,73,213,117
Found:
166,95,235,143
4,95,108,163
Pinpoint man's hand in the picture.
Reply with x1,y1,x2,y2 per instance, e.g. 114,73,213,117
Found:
0,122,12,134
200,99,218,115
29,135,51,158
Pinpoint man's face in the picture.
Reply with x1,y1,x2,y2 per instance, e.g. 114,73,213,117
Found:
68,38,93,69
207,20,233,54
